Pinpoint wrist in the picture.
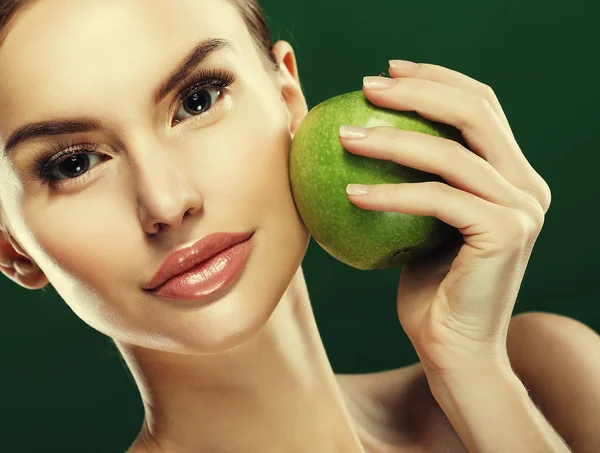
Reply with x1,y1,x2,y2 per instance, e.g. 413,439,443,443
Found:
422,354,518,391
422,363,569,453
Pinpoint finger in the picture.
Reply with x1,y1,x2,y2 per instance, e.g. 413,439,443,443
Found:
346,181,538,254
340,126,541,218
362,77,551,212
387,61,512,133
386,62,552,212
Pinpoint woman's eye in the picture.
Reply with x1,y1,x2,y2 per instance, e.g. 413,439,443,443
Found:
36,75,233,187
173,85,222,123
47,152,105,181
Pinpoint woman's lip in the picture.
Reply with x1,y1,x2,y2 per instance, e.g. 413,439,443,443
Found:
144,231,254,290
146,233,254,301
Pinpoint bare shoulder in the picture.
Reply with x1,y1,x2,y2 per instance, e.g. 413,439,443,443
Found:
336,363,467,453
506,312,600,452
336,362,425,410
339,312,600,453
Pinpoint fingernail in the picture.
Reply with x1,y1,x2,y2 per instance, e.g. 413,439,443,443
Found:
389,59,418,70
346,184,369,195
339,125,368,139
363,76,397,90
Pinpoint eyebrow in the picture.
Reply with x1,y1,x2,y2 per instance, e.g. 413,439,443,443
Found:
3,38,234,158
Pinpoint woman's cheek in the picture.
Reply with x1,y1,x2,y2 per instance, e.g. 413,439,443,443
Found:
26,194,131,288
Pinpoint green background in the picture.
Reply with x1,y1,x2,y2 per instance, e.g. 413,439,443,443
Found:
1,0,598,451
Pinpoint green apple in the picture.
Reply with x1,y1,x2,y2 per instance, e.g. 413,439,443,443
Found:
289,89,465,270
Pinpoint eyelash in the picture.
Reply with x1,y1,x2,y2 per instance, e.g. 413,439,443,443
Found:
34,67,236,188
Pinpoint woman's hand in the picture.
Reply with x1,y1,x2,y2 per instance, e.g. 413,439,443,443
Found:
340,61,552,382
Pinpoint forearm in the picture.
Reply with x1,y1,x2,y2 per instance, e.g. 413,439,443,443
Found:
426,361,572,453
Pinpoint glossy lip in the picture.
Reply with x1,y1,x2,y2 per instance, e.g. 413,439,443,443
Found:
143,231,254,291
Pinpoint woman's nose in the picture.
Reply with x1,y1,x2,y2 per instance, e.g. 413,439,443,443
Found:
131,147,204,236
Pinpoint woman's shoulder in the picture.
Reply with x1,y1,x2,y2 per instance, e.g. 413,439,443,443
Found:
336,363,468,453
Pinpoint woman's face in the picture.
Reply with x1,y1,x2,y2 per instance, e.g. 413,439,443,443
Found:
0,0,310,353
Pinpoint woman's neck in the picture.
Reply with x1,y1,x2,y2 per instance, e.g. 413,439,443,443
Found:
118,267,368,453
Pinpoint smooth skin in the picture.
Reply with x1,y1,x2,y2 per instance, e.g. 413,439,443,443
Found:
338,62,600,452
0,1,599,452
340,63,599,451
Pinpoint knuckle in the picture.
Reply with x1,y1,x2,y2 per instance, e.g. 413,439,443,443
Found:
513,211,530,238
520,191,546,229
530,201,546,230
539,179,552,212
495,210,533,248
451,141,480,164
425,180,448,196
527,171,552,214
477,95,496,118
464,94,495,129
515,209,543,245
526,210,545,243
480,83,497,101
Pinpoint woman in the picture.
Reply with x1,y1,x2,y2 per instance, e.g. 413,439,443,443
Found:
1,0,599,452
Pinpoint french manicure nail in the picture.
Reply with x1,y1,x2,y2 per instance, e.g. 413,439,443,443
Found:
389,59,418,70
363,76,397,90
339,125,368,139
346,184,369,195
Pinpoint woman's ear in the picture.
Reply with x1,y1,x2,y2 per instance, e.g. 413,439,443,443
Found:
270,40,309,137
0,229,48,290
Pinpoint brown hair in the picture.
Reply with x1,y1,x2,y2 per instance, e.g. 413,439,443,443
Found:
0,0,279,69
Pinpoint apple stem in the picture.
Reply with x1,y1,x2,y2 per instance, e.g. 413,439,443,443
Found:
378,72,386,77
